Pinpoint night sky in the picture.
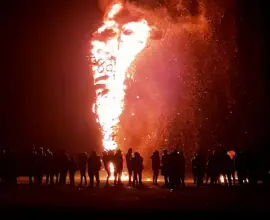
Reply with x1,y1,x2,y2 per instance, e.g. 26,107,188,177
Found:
1,0,267,153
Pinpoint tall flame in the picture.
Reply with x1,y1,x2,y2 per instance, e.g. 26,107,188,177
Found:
91,2,151,151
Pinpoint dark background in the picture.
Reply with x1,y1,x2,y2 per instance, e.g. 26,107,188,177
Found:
1,0,268,154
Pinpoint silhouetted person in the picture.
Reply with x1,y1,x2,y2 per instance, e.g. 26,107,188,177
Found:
169,149,185,189
126,148,133,185
168,150,178,189
6,149,18,185
106,150,115,186
102,151,110,186
161,149,170,187
151,150,160,185
44,148,54,184
208,151,219,184
0,149,5,184
52,151,61,184
191,155,197,184
205,150,213,184
193,151,206,186
133,152,143,186
179,151,186,187
59,151,70,185
114,149,123,185
27,146,36,184
219,149,234,186
246,150,258,185
34,147,44,185
69,156,77,185
88,151,101,188
0,149,11,184
78,152,88,186
235,151,247,184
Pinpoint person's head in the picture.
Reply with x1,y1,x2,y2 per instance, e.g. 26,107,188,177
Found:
179,150,184,156
128,148,132,153
163,149,168,155
135,152,140,157
116,149,122,155
153,150,159,156
38,147,43,154
92,151,97,156
108,150,114,156
196,148,202,155
222,148,228,155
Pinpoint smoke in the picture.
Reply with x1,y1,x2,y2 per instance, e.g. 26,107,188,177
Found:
95,0,239,162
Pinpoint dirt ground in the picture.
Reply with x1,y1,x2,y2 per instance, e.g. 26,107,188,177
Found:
1,178,269,214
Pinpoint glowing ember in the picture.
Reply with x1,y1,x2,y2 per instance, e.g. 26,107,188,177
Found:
91,1,151,152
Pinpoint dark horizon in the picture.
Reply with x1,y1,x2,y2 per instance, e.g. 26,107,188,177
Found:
1,0,268,154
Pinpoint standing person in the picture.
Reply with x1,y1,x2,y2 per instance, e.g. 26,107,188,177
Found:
220,149,234,186
107,150,115,186
52,151,61,184
69,156,77,186
235,151,247,184
78,152,88,186
191,154,197,184
28,146,36,184
193,151,206,187
44,148,54,184
179,150,186,187
168,149,178,189
34,147,44,185
133,152,143,186
5,149,17,185
0,149,5,184
59,151,70,185
161,149,170,187
102,151,110,186
88,151,101,188
151,150,160,185
125,148,133,186
114,149,123,185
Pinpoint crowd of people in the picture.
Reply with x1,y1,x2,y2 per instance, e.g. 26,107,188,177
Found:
0,147,144,187
191,148,270,187
0,146,269,188
151,148,268,188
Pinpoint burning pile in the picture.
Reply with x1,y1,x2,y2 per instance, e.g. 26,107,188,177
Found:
91,2,152,152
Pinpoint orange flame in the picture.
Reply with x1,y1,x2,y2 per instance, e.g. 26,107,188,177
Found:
91,2,151,151
108,162,129,181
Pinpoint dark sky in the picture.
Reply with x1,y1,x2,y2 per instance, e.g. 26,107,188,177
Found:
2,1,102,152
1,0,267,153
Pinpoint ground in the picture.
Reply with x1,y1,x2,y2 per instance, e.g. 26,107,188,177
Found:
1,176,269,214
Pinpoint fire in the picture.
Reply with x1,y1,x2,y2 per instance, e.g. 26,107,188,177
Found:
91,1,151,180
91,1,151,151
109,162,115,181
108,162,129,181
